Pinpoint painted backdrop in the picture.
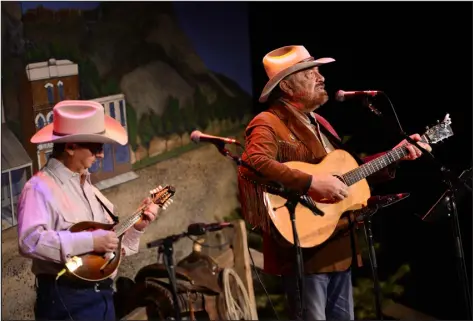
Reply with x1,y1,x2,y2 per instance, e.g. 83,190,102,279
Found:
1,1,252,229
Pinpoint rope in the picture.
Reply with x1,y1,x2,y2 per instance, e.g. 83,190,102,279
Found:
221,268,257,320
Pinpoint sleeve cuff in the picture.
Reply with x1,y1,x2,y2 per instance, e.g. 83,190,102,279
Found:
71,231,94,255
58,231,94,261
302,175,313,195
122,227,144,255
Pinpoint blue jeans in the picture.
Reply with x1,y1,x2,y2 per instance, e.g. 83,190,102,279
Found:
34,275,116,321
282,268,354,321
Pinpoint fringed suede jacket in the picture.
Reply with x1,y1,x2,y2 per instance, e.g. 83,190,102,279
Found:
238,101,397,275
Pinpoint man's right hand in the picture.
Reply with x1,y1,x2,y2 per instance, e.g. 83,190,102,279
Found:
92,229,119,253
308,174,349,203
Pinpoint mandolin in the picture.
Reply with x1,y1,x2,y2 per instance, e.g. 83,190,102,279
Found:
60,185,176,282
265,114,454,248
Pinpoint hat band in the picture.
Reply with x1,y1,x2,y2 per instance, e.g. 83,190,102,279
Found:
53,129,106,136
298,56,315,63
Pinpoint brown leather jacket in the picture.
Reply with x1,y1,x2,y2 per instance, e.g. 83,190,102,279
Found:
238,102,397,275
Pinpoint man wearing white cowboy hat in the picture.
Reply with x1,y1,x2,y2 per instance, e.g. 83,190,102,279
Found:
17,100,164,320
237,45,431,320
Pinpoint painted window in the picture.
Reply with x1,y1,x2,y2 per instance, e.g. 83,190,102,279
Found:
35,113,46,130
102,144,114,172
115,144,130,164
89,159,101,173
109,102,116,119
57,81,64,101
44,83,54,105
119,100,126,126
47,111,54,124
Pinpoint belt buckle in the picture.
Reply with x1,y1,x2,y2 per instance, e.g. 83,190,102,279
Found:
94,283,100,293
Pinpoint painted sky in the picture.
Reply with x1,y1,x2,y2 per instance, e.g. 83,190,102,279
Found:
20,1,253,95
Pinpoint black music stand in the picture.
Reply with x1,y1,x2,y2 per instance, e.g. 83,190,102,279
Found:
421,167,472,223
420,166,472,319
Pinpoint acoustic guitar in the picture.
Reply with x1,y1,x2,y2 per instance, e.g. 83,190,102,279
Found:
60,185,176,282
264,114,454,248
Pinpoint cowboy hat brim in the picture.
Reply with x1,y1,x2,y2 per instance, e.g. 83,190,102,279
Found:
259,57,336,103
30,114,128,145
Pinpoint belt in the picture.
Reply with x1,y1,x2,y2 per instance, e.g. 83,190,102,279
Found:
36,274,114,291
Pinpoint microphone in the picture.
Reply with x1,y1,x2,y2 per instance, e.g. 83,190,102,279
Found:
335,90,381,102
187,222,234,236
367,193,410,208
190,130,241,149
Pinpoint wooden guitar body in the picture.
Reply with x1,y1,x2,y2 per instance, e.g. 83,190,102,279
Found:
264,149,371,248
68,221,125,282
263,114,454,249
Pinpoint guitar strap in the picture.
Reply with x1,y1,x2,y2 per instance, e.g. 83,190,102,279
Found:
308,114,366,166
94,193,120,224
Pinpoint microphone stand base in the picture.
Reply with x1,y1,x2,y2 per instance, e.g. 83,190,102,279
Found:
361,210,383,321
159,238,182,321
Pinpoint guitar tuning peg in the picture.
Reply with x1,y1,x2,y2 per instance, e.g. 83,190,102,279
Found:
437,120,440,123
425,126,429,130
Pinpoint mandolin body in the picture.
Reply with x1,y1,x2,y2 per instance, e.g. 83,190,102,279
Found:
67,221,125,282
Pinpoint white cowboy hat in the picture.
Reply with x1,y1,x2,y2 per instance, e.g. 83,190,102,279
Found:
259,45,335,103
30,100,128,145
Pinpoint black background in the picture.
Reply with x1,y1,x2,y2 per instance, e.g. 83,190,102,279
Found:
248,2,472,319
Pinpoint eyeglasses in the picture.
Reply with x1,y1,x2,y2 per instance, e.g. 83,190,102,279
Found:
75,143,104,155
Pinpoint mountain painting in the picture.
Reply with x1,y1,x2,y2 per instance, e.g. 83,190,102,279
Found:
2,1,253,177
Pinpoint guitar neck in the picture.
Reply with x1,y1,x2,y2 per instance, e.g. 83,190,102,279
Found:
342,135,428,186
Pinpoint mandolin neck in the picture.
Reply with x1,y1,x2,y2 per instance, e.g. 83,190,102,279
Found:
342,135,428,186
113,210,143,237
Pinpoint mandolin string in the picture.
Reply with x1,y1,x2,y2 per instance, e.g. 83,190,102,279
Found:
114,191,170,236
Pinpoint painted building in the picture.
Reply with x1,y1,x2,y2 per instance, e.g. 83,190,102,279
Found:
1,96,33,231
19,58,79,171
89,94,132,184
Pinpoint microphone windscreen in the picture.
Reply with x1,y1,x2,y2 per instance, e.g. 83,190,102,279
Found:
335,90,346,102
190,130,202,143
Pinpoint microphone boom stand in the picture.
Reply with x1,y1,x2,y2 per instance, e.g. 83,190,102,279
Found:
218,146,316,320
366,95,472,319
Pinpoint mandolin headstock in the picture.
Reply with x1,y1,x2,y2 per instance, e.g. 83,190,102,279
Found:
151,185,176,209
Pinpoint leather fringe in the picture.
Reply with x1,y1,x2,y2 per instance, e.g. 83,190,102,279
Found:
237,140,318,234
237,170,272,233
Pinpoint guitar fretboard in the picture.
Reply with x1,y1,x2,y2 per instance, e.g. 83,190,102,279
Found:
342,135,427,186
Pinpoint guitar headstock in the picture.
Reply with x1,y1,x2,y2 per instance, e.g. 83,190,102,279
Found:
151,185,176,209
423,113,454,145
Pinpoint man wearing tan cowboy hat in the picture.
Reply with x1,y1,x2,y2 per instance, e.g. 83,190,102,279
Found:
237,45,432,320
17,100,166,320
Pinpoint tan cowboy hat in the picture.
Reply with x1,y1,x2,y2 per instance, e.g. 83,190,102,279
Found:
31,100,128,145
259,45,335,103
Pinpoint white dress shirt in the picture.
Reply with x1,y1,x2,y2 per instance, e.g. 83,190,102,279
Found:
17,158,143,277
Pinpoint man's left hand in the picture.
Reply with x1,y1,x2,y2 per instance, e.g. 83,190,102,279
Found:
394,133,432,161
134,187,169,231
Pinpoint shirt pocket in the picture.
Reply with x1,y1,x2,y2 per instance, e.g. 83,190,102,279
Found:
56,197,87,227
